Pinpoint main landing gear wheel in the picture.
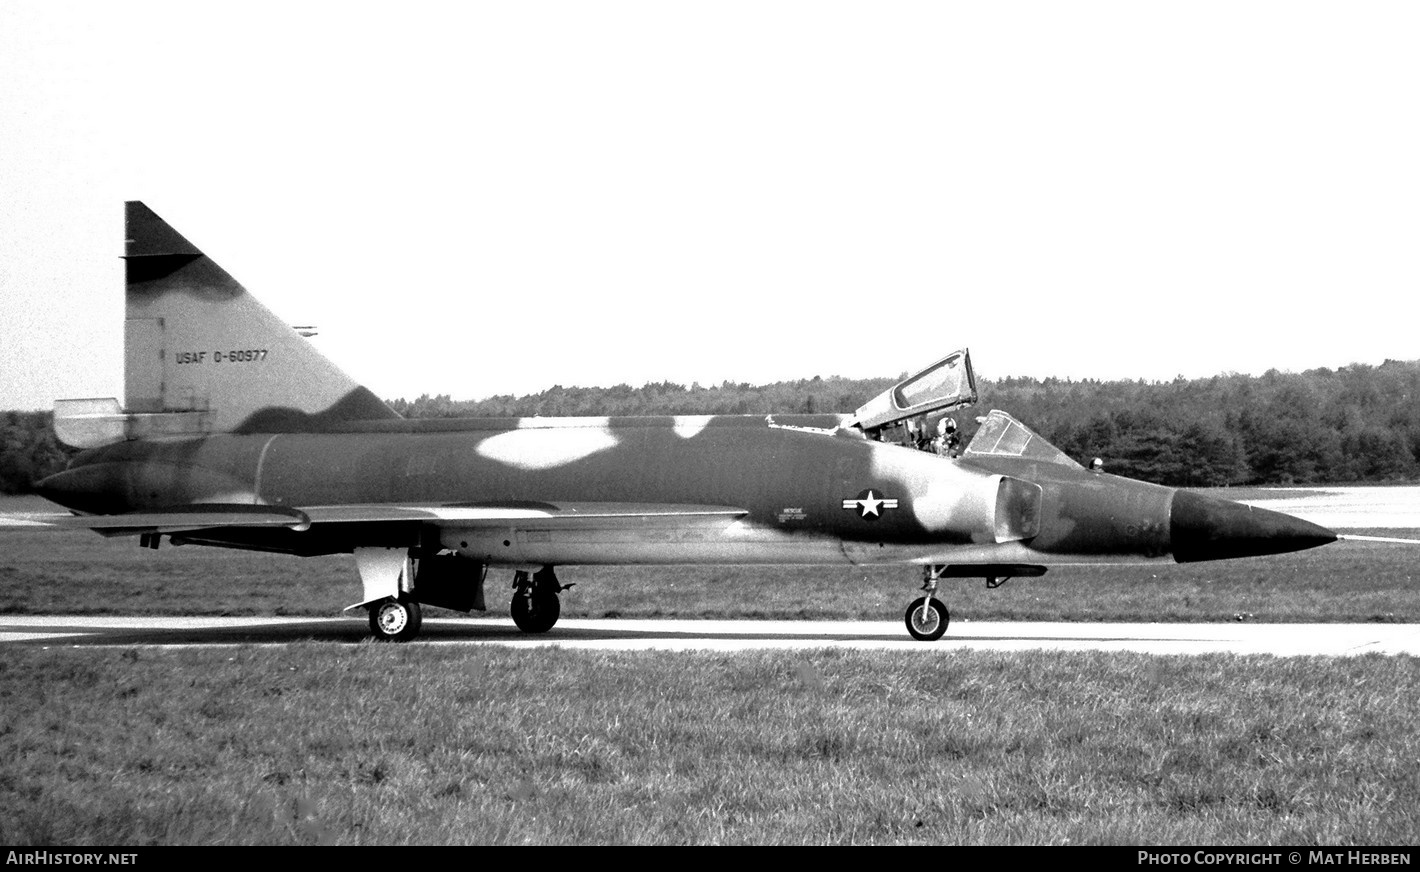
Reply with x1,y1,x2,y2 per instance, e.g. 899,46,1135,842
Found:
511,592,560,633
369,596,423,642
905,597,949,642
510,566,566,634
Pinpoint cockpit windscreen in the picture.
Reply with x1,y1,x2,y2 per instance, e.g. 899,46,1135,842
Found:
963,410,1082,469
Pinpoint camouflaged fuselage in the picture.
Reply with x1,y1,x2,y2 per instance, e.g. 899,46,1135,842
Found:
42,411,1232,568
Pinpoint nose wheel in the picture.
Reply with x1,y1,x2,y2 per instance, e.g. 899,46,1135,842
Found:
905,597,949,641
904,565,951,641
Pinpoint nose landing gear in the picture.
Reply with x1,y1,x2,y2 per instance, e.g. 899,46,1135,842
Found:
902,563,1048,641
905,597,949,641
905,566,949,641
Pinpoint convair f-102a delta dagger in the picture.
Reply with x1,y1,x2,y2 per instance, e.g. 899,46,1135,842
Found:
22,202,1338,641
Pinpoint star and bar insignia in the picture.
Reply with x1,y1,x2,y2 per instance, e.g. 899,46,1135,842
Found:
842,488,899,520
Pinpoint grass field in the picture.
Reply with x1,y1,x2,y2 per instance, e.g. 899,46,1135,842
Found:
2,646,1416,845
3,493,1417,846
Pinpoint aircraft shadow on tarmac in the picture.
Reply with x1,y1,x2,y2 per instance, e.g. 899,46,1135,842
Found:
0,618,1210,648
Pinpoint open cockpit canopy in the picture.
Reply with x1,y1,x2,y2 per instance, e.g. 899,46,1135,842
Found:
849,349,977,437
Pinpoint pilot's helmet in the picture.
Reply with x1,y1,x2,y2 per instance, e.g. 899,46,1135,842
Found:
939,417,957,435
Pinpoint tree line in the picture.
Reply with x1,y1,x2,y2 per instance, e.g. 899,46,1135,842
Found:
400,359,1420,486
0,412,71,496
985,361,1420,486
4,360,1417,494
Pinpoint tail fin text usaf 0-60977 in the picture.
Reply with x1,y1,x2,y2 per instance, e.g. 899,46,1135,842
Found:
22,202,1337,641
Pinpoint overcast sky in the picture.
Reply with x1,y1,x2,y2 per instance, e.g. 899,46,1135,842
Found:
2,1,1417,411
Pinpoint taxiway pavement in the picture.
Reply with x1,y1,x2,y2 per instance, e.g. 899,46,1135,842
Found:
1,615,1416,655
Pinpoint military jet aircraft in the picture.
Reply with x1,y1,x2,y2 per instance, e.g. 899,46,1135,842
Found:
23,202,1338,642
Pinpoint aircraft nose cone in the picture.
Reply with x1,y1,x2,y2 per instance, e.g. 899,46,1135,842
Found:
1171,490,1337,563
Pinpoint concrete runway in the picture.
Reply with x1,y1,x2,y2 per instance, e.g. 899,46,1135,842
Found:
1,615,1416,655
1239,484,1420,530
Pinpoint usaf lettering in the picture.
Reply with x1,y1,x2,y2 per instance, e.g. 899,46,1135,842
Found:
174,351,207,365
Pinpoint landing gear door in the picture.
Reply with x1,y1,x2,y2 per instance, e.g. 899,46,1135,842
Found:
848,349,977,437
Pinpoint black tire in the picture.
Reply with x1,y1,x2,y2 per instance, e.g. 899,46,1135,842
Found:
904,597,949,642
369,597,423,642
511,591,560,633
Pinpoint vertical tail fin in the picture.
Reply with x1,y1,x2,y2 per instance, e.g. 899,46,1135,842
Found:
123,201,400,433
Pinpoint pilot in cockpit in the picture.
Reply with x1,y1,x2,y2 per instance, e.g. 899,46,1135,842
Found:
932,417,961,457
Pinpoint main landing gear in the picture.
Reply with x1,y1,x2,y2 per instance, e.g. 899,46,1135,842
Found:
359,556,572,641
369,595,423,642
511,566,572,633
